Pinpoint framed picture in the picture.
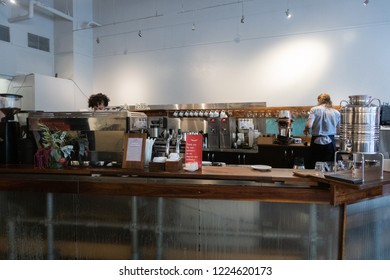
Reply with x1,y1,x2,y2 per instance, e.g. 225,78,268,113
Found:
122,133,146,169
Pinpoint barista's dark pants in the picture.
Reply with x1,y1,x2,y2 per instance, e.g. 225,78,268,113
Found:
308,135,336,169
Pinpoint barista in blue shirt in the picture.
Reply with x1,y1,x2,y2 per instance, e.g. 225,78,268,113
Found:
304,93,340,169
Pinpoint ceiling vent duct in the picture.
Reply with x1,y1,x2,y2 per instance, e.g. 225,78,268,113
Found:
8,0,73,23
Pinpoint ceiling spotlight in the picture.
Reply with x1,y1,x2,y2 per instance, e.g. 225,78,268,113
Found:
241,15,245,24
285,9,292,19
192,23,196,31
9,0,16,4
96,37,100,44
138,30,142,37
363,0,369,6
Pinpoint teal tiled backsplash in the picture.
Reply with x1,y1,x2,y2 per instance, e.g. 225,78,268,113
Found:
265,118,307,137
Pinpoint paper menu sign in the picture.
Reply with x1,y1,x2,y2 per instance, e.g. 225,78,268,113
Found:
184,134,203,169
122,133,146,169
125,137,143,161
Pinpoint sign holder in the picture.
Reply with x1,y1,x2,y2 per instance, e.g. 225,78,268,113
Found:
122,133,146,169
184,133,203,169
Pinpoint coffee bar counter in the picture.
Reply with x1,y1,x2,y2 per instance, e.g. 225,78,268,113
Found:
1,164,390,260
1,164,389,204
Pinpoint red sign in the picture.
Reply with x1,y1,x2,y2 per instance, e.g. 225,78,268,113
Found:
184,134,203,169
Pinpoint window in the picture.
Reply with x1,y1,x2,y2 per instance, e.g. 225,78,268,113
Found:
0,24,10,42
28,33,50,52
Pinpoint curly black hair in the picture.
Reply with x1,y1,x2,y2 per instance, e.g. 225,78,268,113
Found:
88,93,110,109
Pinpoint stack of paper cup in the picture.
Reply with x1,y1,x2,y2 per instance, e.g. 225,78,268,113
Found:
144,138,155,166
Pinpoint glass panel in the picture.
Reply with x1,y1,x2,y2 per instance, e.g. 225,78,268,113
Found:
345,195,390,259
0,191,343,259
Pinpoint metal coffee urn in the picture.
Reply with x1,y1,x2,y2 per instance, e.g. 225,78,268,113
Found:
0,94,23,164
336,95,384,181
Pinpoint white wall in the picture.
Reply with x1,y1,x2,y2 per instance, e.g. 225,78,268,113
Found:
91,0,390,107
0,0,55,77
1,1,390,110
0,0,94,110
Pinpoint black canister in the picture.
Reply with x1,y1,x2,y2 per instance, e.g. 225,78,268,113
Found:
0,121,20,164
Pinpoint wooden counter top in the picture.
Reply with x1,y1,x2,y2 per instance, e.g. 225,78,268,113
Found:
0,164,314,185
1,164,389,205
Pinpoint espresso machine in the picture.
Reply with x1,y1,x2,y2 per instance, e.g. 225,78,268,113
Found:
276,110,293,144
0,94,23,164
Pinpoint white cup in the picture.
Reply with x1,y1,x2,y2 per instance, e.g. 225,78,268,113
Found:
185,162,199,171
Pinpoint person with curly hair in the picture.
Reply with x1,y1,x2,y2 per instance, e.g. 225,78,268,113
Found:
88,93,110,111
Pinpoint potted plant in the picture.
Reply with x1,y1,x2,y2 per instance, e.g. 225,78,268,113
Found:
34,123,75,168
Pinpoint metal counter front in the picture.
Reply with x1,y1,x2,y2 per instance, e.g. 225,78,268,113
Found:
0,166,390,260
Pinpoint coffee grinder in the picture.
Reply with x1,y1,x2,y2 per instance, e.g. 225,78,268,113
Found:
0,94,23,164
276,110,293,145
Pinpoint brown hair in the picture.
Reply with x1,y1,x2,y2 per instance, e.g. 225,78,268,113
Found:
317,93,333,107
88,93,110,109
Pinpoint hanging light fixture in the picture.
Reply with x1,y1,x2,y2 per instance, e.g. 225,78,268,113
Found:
240,1,245,23
192,23,196,31
285,8,292,19
138,30,142,37
363,0,369,6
